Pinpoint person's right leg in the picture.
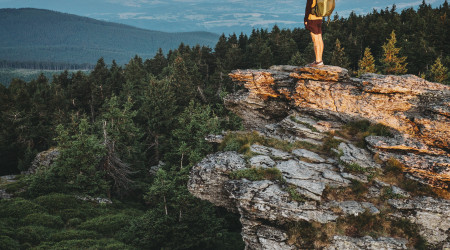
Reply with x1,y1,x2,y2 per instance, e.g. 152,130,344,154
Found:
310,32,323,64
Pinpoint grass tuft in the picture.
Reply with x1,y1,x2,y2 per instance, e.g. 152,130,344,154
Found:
229,167,283,182
219,131,320,157
284,185,306,202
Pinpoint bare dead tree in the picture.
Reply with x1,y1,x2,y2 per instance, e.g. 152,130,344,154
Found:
101,121,135,194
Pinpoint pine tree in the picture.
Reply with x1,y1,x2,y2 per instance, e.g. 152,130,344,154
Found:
258,43,273,69
330,39,350,69
288,51,307,66
428,57,449,84
381,31,408,75
357,47,376,76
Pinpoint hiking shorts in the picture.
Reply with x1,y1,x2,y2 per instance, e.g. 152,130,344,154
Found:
305,19,322,34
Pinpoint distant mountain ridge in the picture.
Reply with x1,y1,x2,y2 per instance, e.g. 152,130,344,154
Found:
0,8,220,66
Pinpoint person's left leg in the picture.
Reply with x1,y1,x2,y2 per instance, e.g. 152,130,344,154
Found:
310,32,323,63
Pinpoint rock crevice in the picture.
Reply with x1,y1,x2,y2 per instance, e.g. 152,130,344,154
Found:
190,65,450,249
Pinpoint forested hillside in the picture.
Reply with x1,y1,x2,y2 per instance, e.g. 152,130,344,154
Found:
0,2,448,249
0,8,219,65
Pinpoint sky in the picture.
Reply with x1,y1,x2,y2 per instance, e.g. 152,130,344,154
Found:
0,0,445,34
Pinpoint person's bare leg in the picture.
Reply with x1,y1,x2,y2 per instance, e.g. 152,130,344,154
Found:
310,32,323,63
318,33,323,63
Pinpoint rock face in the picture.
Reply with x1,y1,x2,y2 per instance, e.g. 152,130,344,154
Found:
189,65,450,249
24,148,60,174
226,65,450,188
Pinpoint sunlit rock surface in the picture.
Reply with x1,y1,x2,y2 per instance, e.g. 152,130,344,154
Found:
226,65,450,188
190,65,450,249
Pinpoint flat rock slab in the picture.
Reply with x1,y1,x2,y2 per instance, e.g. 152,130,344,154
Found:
325,236,408,250
338,142,381,169
269,65,349,82
389,197,450,245
250,144,293,160
324,201,379,216
249,155,276,168
292,149,326,163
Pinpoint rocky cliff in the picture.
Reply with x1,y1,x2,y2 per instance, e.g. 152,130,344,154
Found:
188,65,450,249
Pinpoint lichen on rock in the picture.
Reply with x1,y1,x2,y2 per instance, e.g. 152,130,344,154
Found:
189,65,450,249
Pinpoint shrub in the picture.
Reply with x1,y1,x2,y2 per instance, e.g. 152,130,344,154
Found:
34,193,80,214
350,180,369,197
229,167,283,182
49,229,101,242
0,198,46,218
321,136,342,155
15,225,54,246
343,162,367,174
66,218,83,227
41,239,133,250
286,221,325,248
284,185,306,202
0,236,20,250
78,213,132,236
384,158,404,175
220,131,319,157
58,208,87,223
22,213,64,228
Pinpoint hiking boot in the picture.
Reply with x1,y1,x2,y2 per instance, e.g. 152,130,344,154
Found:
306,61,324,67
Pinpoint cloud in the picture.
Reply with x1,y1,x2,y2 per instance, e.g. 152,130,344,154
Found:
107,0,163,7
118,12,145,19
396,0,438,9
202,12,300,28
184,14,211,21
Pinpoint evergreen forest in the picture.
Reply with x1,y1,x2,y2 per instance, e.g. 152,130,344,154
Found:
0,2,449,249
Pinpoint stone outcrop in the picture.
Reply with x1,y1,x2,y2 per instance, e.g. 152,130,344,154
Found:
189,65,450,249
23,147,60,175
226,65,450,188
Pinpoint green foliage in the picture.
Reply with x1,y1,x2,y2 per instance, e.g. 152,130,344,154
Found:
28,119,110,197
229,167,283,182
78,214,132,237
286,221,324,248
34,193,80,214
343,162,368,174
428,57,449,84
288,51,307,66
37,238,133,250
0,236,20,250
220,131,319,158
357,47,376,76
321,135,342,155
338,119,392,148
350,179,369,197
284,185,306,202
16,225,54,246
21,213,64,229
381,186,405,200
0,198,45,218
382,31,408,75
49,230,101,242
171,101,221,165
330,39,350,68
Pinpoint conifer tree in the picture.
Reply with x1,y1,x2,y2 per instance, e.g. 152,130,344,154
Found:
357,47,376,76
330,39,350,69
428,57,449,84
288,51,307,66
381,31,408,75
258,44,273,69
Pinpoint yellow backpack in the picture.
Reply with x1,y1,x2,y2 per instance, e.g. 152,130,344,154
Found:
311,0,335,17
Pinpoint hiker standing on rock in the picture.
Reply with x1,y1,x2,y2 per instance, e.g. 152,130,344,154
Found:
305,0,324,67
